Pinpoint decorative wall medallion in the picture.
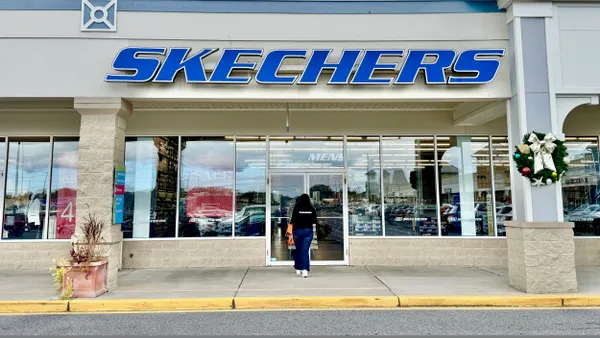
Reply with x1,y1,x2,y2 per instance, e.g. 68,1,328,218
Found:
81,0,117,32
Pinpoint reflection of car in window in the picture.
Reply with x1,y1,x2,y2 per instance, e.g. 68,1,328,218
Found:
236,206,265,220
241,213,266,236
443,204,490,235
3,212,26,238
495,206,512,236
219,205,266,236
566,205,600,236
567,204,600,222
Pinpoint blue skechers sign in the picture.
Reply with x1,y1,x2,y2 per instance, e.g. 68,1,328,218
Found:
105,48,504,85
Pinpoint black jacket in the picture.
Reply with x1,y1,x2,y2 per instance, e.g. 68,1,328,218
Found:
290,206,317,230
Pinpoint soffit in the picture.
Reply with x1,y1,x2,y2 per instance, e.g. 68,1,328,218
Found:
128,101,462,111
0,99,475,113
0,98,74,111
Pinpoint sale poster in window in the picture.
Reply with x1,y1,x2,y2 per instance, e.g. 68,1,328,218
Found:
186,187,233,219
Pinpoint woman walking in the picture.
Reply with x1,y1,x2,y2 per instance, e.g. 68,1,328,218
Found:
287,194,317,278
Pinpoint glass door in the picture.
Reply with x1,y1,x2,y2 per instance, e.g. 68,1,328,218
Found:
269,174,304,263
268,172,346,265
308,173,345,262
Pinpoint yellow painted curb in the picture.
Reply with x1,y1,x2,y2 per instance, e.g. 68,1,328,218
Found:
563,296,600,307
3,295,600,313
399,296,564,308
233,296,400,309
68,298,233,312
0,301,69,313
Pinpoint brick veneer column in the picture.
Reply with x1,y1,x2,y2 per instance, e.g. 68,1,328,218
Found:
506,221,577,293
74,97,131,291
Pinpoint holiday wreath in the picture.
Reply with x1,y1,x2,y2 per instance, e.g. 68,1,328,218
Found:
513,131,569,187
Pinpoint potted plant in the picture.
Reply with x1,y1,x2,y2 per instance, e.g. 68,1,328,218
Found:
50,212,109,299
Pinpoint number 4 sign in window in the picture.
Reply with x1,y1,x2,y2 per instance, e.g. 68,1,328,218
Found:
55,188,77,239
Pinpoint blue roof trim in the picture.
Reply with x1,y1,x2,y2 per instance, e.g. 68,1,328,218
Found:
0,0,503,13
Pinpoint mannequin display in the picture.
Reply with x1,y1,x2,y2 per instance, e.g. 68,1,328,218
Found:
26,193,41,232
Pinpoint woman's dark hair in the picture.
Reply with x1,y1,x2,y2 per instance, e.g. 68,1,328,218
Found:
296,193,314,211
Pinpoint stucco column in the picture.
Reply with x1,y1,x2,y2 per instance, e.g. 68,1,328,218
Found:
500,1,577,293
74,97,132,291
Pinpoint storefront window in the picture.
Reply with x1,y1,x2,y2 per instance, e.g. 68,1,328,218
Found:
2,138,51,240
562,137,600,236
48,137,79,239
179,137,234,237
347,137,382,236
437,136,493,236
492,137,511,237
382,136,438,236
0,139,5,237
123,137,178,239
235,137,266,236
269,137,344,169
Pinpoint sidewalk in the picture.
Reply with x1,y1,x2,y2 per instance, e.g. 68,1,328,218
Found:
1,266,599,312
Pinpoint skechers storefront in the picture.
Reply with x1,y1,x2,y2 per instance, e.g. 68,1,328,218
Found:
0,0,599,286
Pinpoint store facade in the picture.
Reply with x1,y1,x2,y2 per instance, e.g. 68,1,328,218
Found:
0,0,598,290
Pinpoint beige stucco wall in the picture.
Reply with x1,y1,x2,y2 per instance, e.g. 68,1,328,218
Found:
0,110,80,136
0,237,597,270
0,241,70,270
126,109,508,136
3,101,600,140
563,105,600,135
575,238,600,266
348,238,509,266
121,239,266,268
349,237,600,267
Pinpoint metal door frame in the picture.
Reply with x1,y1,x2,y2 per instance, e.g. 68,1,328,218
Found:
266,169,348,266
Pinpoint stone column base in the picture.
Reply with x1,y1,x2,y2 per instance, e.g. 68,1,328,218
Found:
104,226,123,291
506,221,577,293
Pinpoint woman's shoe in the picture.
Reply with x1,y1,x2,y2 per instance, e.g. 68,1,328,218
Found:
296,270,301,276
302,270,308,278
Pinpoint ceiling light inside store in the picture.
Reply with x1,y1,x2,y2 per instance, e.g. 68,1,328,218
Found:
382,137,434,140
236,136,265,140
565,137,598,141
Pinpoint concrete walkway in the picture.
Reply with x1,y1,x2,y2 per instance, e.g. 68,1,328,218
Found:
1,266,599,301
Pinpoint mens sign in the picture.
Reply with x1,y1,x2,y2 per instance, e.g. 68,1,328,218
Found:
105,48,504,85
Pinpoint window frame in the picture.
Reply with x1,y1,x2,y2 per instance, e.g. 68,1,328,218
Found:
0,135,80,242
0,136,7,241
435,135,494,237
47,136,80,240
178,136,235,238
233,136,267,238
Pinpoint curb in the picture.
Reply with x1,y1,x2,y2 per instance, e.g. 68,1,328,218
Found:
68,298,233,312
398,296,565,308
563,295,600,307
2,295,600,313
0,301,69,313
234,296,400,309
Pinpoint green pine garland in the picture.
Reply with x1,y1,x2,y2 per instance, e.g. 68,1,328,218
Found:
513,131,569,185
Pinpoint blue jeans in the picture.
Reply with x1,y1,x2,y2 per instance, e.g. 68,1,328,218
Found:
293,228,313,271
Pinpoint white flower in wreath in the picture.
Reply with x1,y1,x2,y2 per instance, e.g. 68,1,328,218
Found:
564,156,571,165
532,177,545,187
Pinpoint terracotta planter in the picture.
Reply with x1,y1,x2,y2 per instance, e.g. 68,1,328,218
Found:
62,259,108,298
